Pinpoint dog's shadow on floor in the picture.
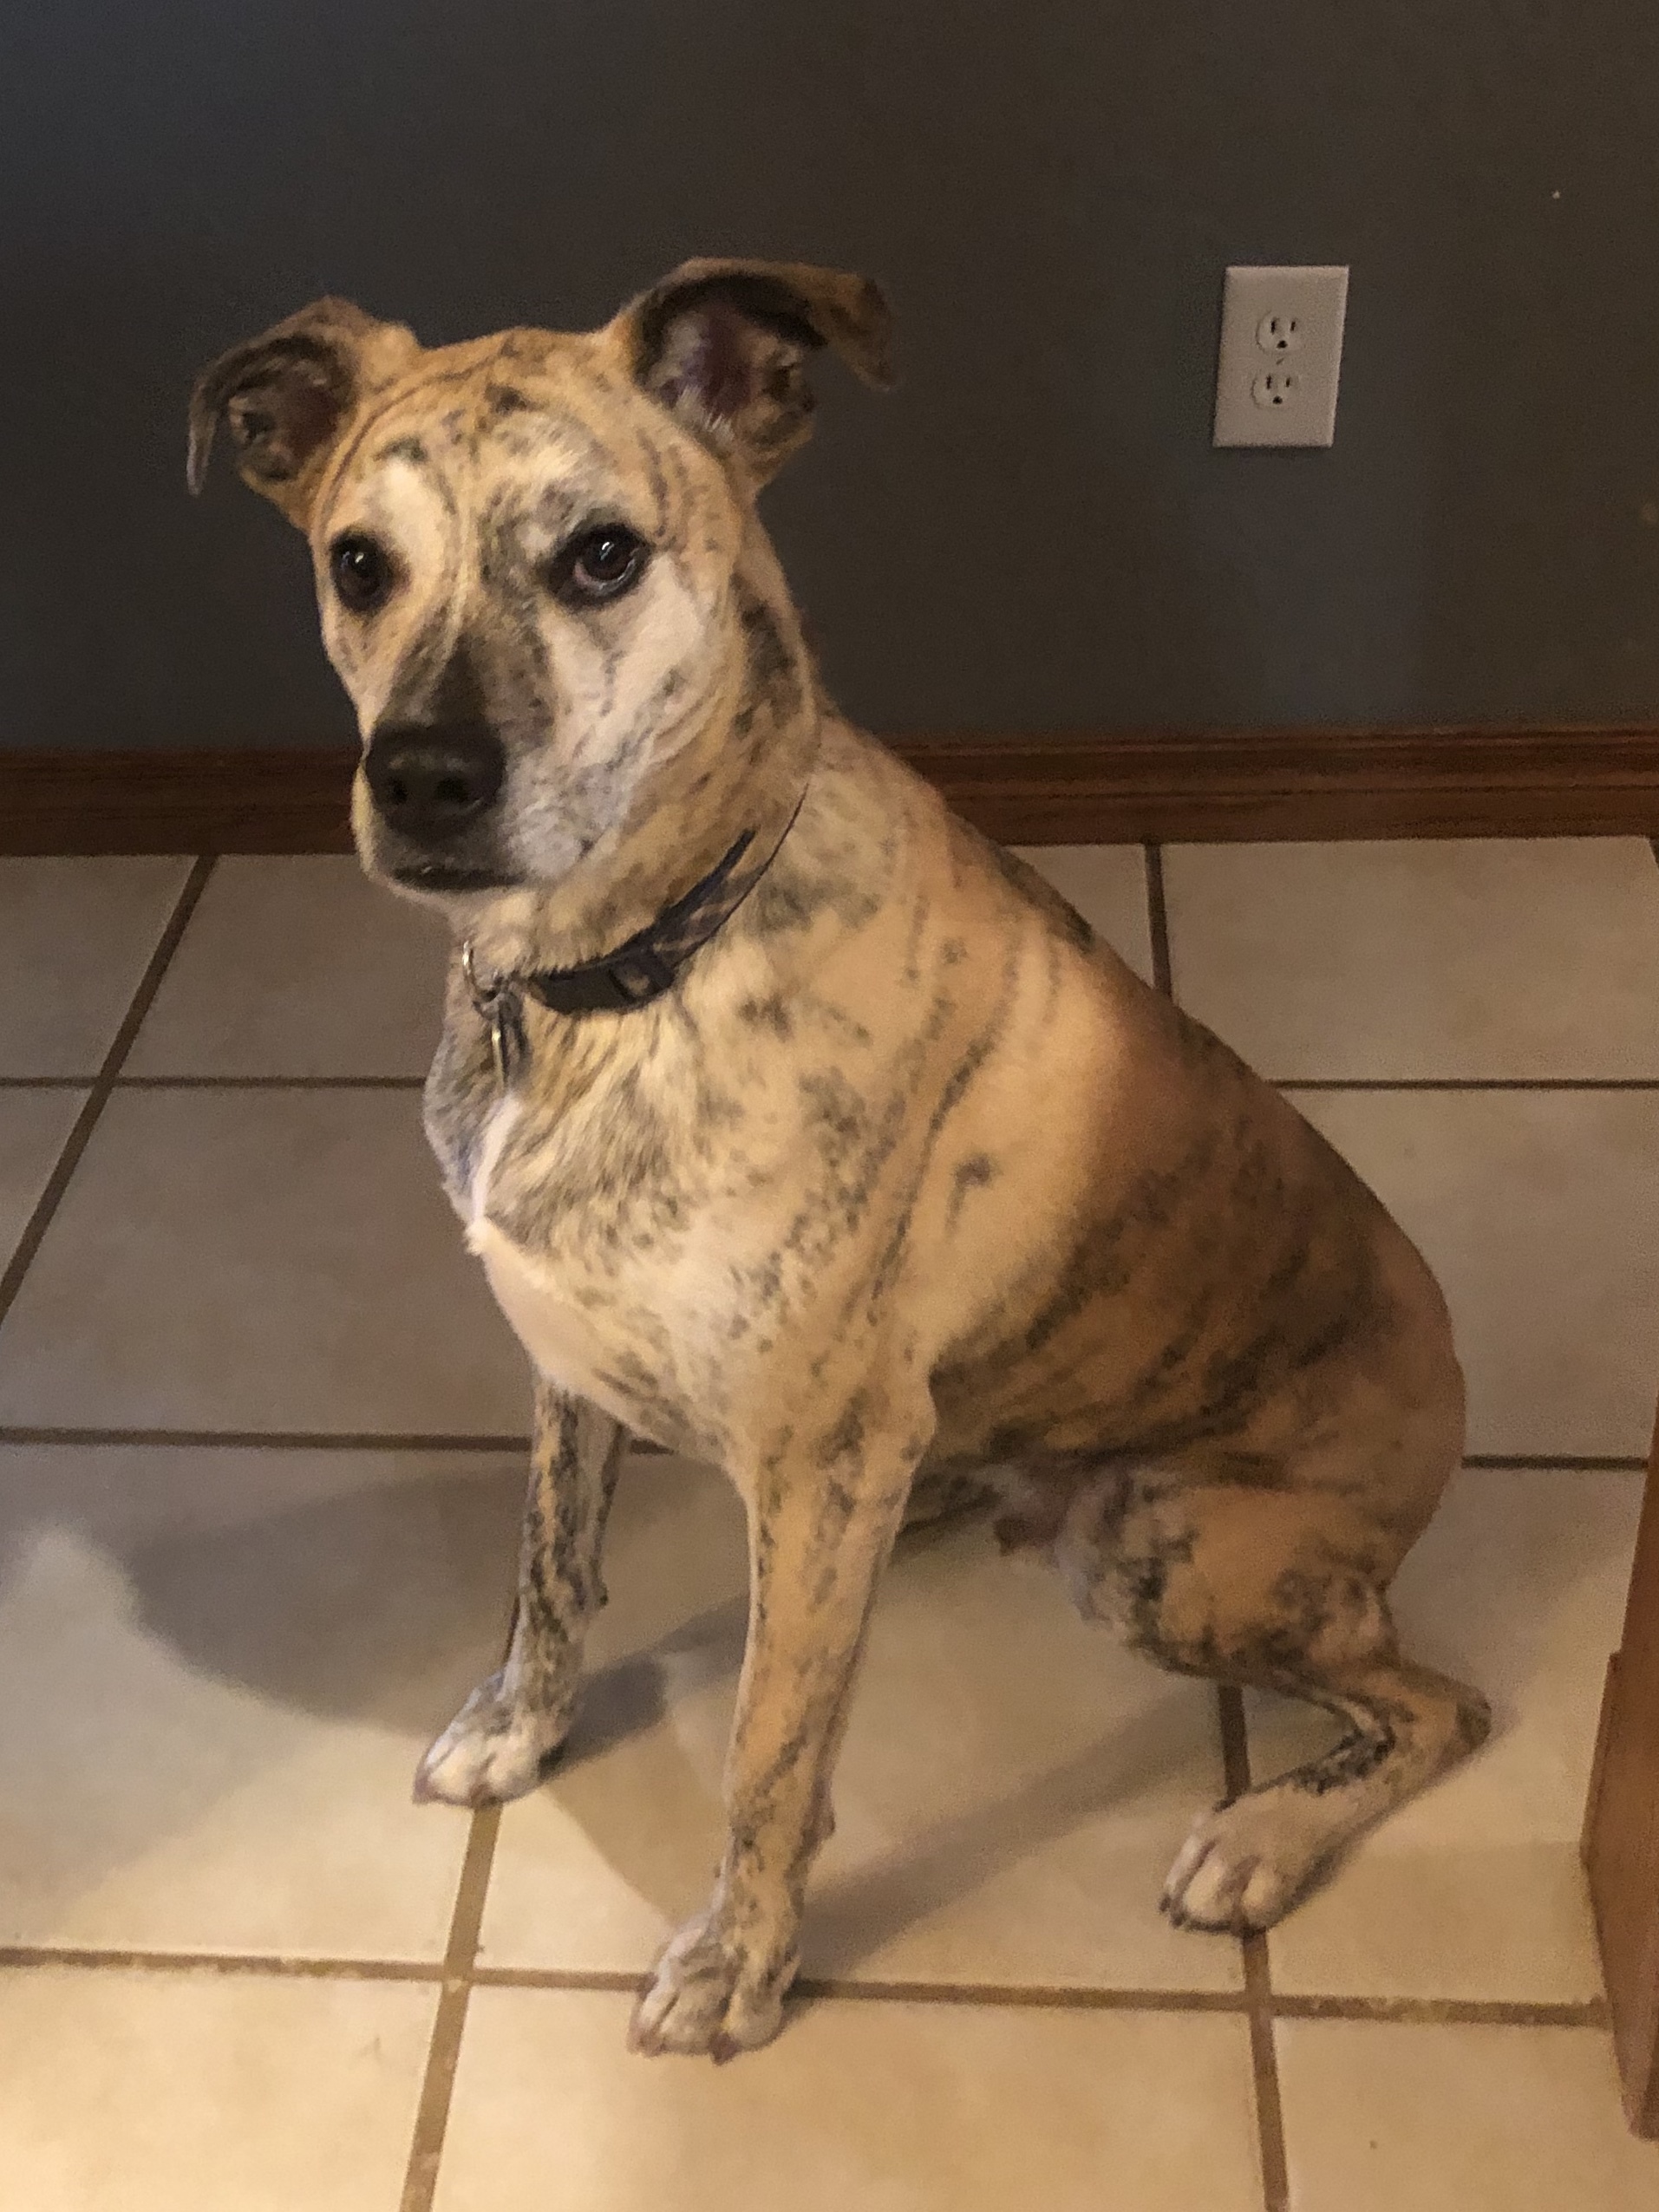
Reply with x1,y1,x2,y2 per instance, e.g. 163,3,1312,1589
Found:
7,1451,1632,1963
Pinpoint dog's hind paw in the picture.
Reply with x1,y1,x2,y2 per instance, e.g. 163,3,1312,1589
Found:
1160,1791,1337,1934
413,1671,570,1807
627,1912,794,2061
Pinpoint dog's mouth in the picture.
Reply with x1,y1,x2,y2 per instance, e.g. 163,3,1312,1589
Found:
386,859,516,894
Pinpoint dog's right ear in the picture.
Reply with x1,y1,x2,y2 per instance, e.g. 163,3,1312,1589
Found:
186,298,419,527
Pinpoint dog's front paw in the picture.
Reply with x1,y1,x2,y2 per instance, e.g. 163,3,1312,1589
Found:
627,1911,795,2061
1160,1790,1336,1933
413,1670,572,1807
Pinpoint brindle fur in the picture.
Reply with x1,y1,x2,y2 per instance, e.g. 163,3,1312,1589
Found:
191,258,1489,2059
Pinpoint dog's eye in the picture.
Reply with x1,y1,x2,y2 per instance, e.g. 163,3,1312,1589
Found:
329,533,394,615
558,525,649,604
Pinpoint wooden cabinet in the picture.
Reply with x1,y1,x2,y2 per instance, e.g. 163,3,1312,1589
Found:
1584,1403,1659,2134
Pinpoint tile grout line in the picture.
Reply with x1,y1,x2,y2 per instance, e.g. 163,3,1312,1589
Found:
1218,1685,1292,2212
0,1940,1612,2030
1463,1453,1646,1473
1148,841,1290,2194
5,1071,1659,1094
801,1977,1235,2016
0,1945,442,1981
0,1426,1632,1470
0,1426,534,1452
1269,1992,1610,2030
470,1967,1238,2014
398,1805,502,2212
1149,840,1288,2204
118,1073,428,1090
0,1074,429,1090
1143,842,1172,999
1276,1077,1659,1093
397,1576,521,2208
0,856,216,1337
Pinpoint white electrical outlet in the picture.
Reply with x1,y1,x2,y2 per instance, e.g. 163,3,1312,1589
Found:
1213,265,1349,448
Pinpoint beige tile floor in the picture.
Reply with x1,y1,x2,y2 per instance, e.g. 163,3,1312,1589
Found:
0,838,1654,2209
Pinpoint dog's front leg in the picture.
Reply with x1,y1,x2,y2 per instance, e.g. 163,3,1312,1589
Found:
629,1396,931,2060
415,1376,626,1807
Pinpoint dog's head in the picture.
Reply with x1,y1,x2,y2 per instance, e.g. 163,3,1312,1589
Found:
189,260,892,930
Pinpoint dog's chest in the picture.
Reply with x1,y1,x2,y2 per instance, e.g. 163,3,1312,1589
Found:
460,1093,607,1394
467,1213,624,1414
455,1083,710,1448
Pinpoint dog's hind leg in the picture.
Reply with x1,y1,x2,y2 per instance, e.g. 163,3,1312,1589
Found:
1160,1635,1490,1933
415,1376,626,1807
1059,1473,1490,1935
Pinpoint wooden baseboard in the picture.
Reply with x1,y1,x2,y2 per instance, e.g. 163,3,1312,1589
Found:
0,749,362,857
3,725,1657,852
909,726,1659,844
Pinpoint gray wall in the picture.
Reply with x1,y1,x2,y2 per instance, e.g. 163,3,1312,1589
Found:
3,2,1657,750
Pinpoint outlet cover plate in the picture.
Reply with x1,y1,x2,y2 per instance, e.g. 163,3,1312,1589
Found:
1213,264,1349,448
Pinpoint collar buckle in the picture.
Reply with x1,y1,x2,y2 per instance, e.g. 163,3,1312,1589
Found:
600,946,676,1008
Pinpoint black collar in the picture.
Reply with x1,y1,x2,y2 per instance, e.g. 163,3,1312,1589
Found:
462,793,805,1079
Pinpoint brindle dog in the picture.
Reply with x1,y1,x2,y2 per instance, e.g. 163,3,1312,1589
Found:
189,260,1489,2060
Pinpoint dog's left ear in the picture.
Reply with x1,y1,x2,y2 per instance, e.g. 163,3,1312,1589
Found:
187,297,420,527
611,258,895,485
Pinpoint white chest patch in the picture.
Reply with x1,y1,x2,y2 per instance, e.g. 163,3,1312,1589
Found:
467,1219,636,1418
462,1093,637,1422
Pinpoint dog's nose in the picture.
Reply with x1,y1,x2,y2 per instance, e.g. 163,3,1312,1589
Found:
363,724,505,843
